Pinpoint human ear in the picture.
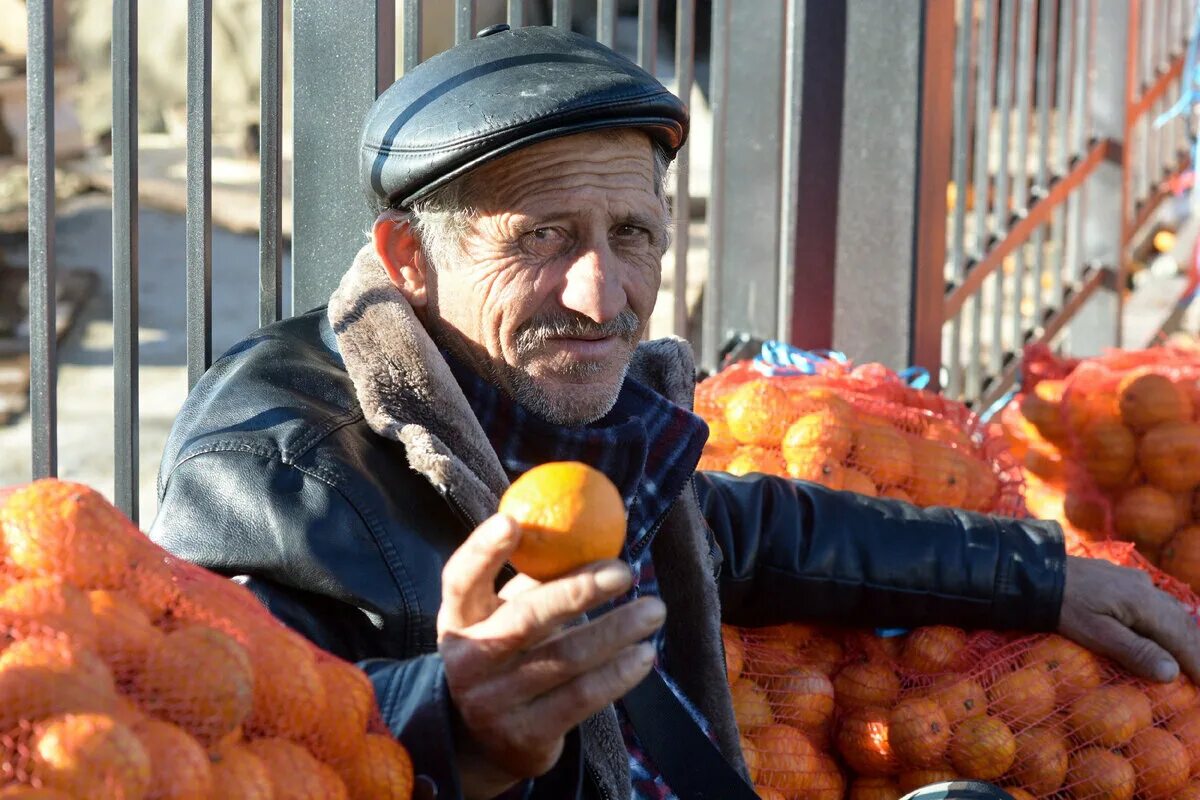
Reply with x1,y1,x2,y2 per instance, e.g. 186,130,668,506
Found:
373,211,429,308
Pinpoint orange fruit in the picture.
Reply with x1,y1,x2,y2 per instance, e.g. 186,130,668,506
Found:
1066,747,1135,800
853,425,914,488
725,447,785,477
209,745,273,800
247,737,348,800
782,409,855,464
842,468,879,497
795,634,845,676
696,452,728,472
1022,634,1105,703
337,732,414,800
834,661,901,710
305,659,374,766
0,636,117,731
1162,525,1200,591
1010,725,1068,796
900,626,965,674
1000,790,1035,800
962,459,999,512
1063,490,1108,535
132,719,212,800
803,754,845,800
1141,420,1200,492
749,723,822,794
908,440,970,507
790,387,855,418
1068,685,1152,746
30,713,151,800
1169,705,1200,775
740,733,762,783
87,589,161,681
1023,438,1065,485
1144,673,1199,720
742,636,797,678
1082,419,1138,489
724,380,794,446
1118,371,1192,432
0,788,73,799
498,462,626,580
947,715,1016,779
1125,726,1191,798
705,415,738,453
754,788,787,800
786,455,847,489
849,777,902,800
1021,380,1068,443
122,552,184,622
0,480,143,589
0,576,97,646
897,769,958,793
244,626,326,740
731,678,774,729
923,674,987,724
1114,485,1180,551
768,666,834,745
880,486,914,504
721,626,744,684
1177,782,1200,800
887,698,950,769
986,666,1056,724
836,706,898,777
135,625,253,745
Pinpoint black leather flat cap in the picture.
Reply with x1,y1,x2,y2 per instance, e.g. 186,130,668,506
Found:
360,25,689,209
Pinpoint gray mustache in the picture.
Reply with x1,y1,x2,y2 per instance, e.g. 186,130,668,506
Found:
516,308,641,352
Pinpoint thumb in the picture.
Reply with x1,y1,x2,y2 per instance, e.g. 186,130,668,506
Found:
1070,614,1179,683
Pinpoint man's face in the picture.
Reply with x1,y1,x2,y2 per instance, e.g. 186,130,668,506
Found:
423,131,666,425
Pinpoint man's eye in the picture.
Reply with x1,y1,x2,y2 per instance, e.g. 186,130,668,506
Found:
614,225,650,240
521,227,566,250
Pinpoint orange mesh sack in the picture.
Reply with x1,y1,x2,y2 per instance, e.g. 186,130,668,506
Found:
0,479,414,800
728,552,1200,799
695,355,1025,518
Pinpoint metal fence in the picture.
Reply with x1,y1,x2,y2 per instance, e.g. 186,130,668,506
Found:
20,0,1197,519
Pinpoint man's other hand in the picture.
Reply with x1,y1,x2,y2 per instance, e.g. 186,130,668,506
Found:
1059,555,1200,683
437,514,664,800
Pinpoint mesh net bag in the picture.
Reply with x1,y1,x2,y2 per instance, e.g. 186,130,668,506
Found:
728,546,1200,799
0,479,414,800
695,355,1025,518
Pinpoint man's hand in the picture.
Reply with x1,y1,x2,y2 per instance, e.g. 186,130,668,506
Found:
1058,555,1200,683
437,514,664,799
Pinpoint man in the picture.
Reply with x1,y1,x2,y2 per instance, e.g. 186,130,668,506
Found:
151,25,1200,800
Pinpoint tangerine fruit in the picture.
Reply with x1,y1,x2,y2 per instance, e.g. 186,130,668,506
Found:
0,789,73,799
962,459,999,512
842,468,879,497
880,486,914,504
749,723,822,794
1068,685,1152,746
795,634,844,676
337,732,414,800
1010,725,1068,796
853,425,914,488
724,380,794,446
731,678,774,729
1118,371,1192,432
1178,782,1200,800
754,788,786,800
1082,419,1138,489
786,455,847,489
1114,485,1181,550
1144,673,1199,720
0,576,97,646
725,447,785,477
705,415,738,453
244,626,326,740
209,745,273,800
1162,525,1200,591
1125,726,1191,799
1063,491,1108,535
1168,705,1200,775
908,439,970,507
743,636,797,678
0,480,142,589
900,626,965,674
305,659,374,766
1001,790,1035,800
498,462,626,580
696,452,728,472
833,661,901,710
1066,747,1135,800
740,733,762,783
849,777,902,800
836,707,898,777
923,674,987,724
87,589,161,681
887,698,950,769
804,754,845,800
30,713,151,800
246,737,348,800
721,626,744,684
782,409,855,465
0,636,117,730
986,666,1056,724
947,715,1016,779
1022,634,1105,703
1140,420,1200,492
768,666,834,745
135,625,253,745
132,719,212,800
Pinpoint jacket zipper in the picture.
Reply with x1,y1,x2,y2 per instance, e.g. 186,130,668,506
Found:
626,482,690,563
586,762,613,800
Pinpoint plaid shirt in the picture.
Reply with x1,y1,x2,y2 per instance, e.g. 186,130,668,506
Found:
447,355,712,800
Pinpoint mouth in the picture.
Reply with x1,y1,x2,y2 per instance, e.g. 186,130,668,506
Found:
544,334,621,359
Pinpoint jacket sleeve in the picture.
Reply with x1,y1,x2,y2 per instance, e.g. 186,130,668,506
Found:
695,470,1067,632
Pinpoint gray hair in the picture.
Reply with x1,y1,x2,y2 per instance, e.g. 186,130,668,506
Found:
372,138,673,271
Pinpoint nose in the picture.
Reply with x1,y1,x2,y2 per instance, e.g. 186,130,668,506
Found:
558,243,627,324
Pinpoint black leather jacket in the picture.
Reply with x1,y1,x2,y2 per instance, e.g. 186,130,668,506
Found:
151,300,1066,799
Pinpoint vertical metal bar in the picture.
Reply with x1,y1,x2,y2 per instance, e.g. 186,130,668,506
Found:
1065,0,1089,284
776,0,802,341
597,0,617,48
702,0,728,366
553,0,571,30
991,0,1016,373
672,0,694,338
508,0,524,27
186,0,212,389
260,0,283,326
1049,0,1073,311
1142,0,1154,90
456,0,475,44
638,0,658,71
947,0,973,400
403,0,422,73
113,0,139,520
1160,0,1172,69
27,0,56,478
968,0,996,400
1011,0,1034,349
1031,0,1055,328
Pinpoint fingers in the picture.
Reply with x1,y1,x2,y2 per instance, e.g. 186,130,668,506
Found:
498,572,542,602
465,596,666,708
474,559,633,649
516,640,657,734
438,514,521,633
1067,611,1180,683
1125,583,1200,684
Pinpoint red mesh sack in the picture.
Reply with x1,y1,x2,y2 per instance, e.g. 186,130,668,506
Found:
728,550,1200,798
695,358,1025,518
0,479,414,800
